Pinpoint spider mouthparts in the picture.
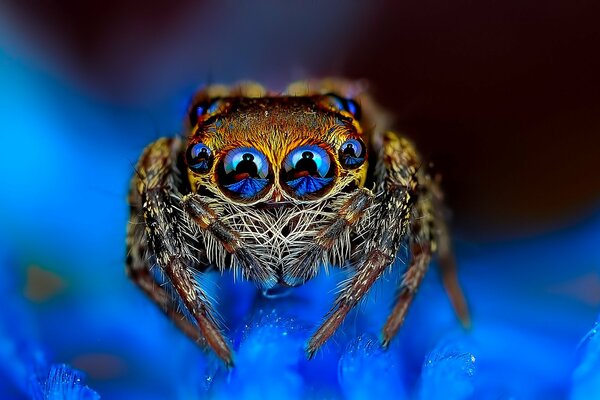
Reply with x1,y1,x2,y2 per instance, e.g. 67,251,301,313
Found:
260,190,289,207
271,189,283,202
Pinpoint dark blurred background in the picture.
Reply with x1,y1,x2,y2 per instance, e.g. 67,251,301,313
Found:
3,0,600,239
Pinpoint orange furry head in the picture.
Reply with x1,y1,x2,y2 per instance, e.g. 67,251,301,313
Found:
185,82,369,205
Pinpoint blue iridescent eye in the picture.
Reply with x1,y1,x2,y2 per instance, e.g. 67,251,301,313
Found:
345,99,360,117
188,99,223,126
186,142,213,174
323,94,361,119
338,138,366,169
282,145,335,197
217,147,271,200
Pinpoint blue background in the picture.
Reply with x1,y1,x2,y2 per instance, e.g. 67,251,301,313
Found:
1,1,600,399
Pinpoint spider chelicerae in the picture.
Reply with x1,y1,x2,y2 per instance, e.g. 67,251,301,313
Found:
126,79,470,367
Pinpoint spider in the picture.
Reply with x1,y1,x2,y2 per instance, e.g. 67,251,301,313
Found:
126,79,470,367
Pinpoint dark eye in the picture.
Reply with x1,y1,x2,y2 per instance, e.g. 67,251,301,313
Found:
186,142,213,174
217,147,271,200
188,99,222,126
282,145,335,197
338,138,366,169
323,94,361,120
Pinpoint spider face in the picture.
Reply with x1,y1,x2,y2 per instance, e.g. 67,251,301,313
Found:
126,80,469,367
185,95,367,205
181,94,371,289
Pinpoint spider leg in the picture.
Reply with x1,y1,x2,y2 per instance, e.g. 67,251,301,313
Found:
128,149,207,344
128,137,234,366
427,177,471,328
126,258,208,347
165,255,233,366
284,188,374,285
381,187,434,347
182,193,276,288
305,246,401,358
306,132,419,358
438,243,471,328
381,175,471,346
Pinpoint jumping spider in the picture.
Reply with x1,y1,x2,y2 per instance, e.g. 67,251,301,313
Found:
126,79,470,367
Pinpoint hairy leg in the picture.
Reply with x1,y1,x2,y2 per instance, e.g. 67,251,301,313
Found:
127,137,234,366
182,193,276,288
283,188,374,285
126,260,209,347
381,175,471,347
306,132,420,357
127,151,210,346
381,184,435,347
427,176,471,328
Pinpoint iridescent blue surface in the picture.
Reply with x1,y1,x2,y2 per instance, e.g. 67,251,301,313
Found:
285,176,334,196
222,147,270,198
1,41,599,400
283,145,333,196
572,316,600,398
223,178,269,199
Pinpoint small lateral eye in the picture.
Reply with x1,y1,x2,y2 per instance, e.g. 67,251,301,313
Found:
338,138,366,169
186,142,214,174
322,94,361,120
188,98,222,126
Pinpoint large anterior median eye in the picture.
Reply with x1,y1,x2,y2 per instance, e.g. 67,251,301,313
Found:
217,147,271,200
281,145,335,198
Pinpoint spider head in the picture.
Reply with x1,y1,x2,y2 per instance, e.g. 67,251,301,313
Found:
185,93,368,205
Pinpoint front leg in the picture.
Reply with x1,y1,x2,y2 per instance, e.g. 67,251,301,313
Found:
182,193,277,288
126,212,209,347
306,132,419,357
382,174,471,346
427,176,471,328
283,188,374,286
381,182,434,347
128,137,234,366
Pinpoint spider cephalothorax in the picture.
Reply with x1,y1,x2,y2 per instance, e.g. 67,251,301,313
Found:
126,79,470,366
